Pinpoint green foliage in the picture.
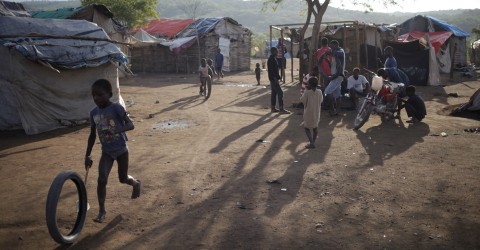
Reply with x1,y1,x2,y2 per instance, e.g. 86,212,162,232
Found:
80,0,158,28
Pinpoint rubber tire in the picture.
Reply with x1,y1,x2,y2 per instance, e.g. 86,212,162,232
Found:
353,100,373,130
205,76,212,100
46,171,87,245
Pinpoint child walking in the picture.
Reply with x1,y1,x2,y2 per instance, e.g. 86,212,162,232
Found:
255,62,261,85
207,58,217,79
85,79,141,223
300,77,323,149
198,58,209,96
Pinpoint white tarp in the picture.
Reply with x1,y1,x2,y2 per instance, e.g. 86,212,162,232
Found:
219,37,230,72
160,36,196,52
131,28,165,45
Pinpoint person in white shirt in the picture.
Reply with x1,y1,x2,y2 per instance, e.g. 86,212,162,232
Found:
347,67,369,110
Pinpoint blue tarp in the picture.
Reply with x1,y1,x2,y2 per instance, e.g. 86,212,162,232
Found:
399,15,470,38
427,16,470,37
177,17,222,37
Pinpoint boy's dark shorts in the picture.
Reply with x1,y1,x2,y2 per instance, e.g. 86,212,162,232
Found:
276,58,286,69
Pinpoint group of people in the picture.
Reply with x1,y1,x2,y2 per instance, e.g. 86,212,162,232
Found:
267,37,426,149
83,40,427,223
198,49,225,96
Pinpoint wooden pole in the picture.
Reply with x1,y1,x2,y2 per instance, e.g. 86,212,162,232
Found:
450,43,457,81
364,24,368,70
355,22,360,69
290,34,294,83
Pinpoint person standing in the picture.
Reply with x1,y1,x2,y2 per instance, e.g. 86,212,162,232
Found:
255,62,261,85
324,40,345,116
315,37,332,88
276,38,287,82
268,47,290,114
198,58,209,96
300,77,323,149
214,48,224,80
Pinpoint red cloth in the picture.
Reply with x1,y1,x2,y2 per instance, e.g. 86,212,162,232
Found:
397,31,453,54
315,47,332,76
132,18,194,38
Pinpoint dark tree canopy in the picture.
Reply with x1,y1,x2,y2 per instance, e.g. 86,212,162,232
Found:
81,0,159,28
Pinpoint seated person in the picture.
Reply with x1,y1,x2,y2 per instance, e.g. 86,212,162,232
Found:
347,67,369,109
399,85,426,123
384,67,410,85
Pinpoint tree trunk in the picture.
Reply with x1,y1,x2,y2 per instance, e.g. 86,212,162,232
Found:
298,0,314,77
308,0,330,70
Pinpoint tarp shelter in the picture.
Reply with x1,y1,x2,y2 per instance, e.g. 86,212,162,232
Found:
398,15,470,66
0,16,128,134
31,4,129,55
130,17,252,73
391,15,470,85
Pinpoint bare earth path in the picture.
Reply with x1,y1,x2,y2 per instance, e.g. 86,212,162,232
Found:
1,66,479,249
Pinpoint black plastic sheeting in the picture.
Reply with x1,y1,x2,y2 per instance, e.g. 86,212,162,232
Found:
384,40,430,86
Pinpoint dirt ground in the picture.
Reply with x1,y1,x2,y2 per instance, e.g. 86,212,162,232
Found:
1,59,480,249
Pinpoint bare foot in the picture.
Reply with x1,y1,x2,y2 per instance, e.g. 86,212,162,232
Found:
132,180,141,199
93,211,106,223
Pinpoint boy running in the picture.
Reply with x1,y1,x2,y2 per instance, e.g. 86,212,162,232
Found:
85,79,141,223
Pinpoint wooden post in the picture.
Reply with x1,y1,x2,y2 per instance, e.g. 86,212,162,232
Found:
355,22,360,69
290,34,294,83
374,25,378,69
450,43,457,81
364,24,368,70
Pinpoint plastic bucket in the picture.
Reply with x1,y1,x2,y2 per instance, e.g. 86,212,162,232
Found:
371,76,383,91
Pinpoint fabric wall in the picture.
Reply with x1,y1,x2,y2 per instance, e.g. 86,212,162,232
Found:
0,48,123,134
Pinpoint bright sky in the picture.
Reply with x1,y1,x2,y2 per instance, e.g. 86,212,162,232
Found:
329,0,480,13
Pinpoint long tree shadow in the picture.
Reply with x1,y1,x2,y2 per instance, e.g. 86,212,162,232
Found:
0,125,86,152
111,81,346,248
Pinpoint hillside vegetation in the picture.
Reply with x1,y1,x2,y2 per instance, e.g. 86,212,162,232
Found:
21,0,480,38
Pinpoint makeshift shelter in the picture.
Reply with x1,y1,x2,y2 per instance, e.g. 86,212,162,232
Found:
270,21,395,81
0,16,128,135
390,15,470,85
316,22,396,71
398,15,470,66
31,4,129,54
130,17,252,73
